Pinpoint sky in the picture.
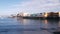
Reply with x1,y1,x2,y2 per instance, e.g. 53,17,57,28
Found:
0,0,60,16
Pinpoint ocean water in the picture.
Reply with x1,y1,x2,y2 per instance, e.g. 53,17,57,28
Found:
0,17,60,34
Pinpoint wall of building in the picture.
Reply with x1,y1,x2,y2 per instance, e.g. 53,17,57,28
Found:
59,12,60,17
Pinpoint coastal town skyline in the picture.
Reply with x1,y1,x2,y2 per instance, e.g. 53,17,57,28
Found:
0,0,60,16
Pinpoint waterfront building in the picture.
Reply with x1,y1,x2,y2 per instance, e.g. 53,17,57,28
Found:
58,12,60,17
16,12,60,19
17,12,31,17
30,14,37,17
36,13,44,17
44,12,48,17
42,12,60,19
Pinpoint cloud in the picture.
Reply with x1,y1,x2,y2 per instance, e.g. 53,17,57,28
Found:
8,0,60,14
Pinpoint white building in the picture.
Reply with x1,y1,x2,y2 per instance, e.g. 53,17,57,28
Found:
59,12,60,17
18,12,30,17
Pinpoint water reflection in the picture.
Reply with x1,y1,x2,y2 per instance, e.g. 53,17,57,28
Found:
58,21,60,27
43,20,48,28
16,18,60,34
42,19,59,29
0,17,60,34
16,18,31,25
16,18,60,29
